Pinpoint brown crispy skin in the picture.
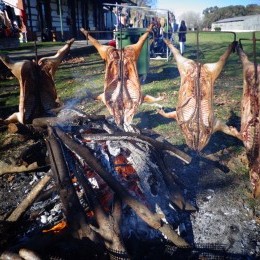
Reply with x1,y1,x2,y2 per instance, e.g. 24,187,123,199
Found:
237,46,260,198
80,26,156,127
158,39,238,151
0,39,74,124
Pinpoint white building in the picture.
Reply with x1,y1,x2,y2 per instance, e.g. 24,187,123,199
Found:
211,14,260,32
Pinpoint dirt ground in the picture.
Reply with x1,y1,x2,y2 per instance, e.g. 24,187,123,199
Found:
0,52,260,259
0,111,259,259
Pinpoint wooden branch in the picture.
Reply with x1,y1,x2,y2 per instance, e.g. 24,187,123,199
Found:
0,161,44,176
32,117,66,128
81,132,191,164
73,161,129,256
46,127,97,242
7,173,52,222
118,140,195,211
34,185,57,203
18,248,41,260
55,127,190,248
32,114,106,128
7,123,46,137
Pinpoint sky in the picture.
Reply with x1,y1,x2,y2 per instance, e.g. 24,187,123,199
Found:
156,0,259,20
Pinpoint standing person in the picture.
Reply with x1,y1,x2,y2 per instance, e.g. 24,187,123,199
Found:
178,20,187,55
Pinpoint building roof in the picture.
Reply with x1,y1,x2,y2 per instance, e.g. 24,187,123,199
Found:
214,14,260,24
102,0,137,5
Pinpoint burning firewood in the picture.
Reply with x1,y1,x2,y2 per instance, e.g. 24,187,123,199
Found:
54,127,190,248
46,127,96,241
157,39,240,151
47,126,131,257
236,43,260,198
72,160,130,258
81,132,191,163
0,39,74,125
80,25,165,130
80,132,195,210
0,112,194,256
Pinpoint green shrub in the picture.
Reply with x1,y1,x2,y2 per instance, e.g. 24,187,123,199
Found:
214,27,222,31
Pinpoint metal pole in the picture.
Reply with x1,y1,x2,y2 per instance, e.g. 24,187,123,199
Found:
58,0,64,41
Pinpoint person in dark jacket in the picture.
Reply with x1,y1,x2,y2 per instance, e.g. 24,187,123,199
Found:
178,20,187,55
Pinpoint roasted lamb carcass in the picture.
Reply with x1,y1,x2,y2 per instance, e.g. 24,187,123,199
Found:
158,39,239,151
237,44,260,198
80,25,164,129
0,39,74,124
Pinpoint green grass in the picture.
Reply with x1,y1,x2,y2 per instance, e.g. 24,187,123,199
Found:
1,31,259,209
1,31,259,138
0,41,64,54
186,31,260,63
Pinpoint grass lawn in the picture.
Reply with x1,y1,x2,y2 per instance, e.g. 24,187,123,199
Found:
0,41,64,54
1,31,260,257
0,31,259,147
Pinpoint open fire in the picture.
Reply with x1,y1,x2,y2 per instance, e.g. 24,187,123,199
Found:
0,110,259,259
0,28,259,259
0,112,196,259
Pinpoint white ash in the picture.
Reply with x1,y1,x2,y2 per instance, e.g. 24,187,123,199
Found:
190,188,260,256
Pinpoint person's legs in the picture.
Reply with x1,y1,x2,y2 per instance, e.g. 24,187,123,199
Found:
179,41,185,55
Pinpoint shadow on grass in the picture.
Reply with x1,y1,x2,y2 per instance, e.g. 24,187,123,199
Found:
135,109,174,130
0,105,17,119
145,66,180,84
0,91,19,99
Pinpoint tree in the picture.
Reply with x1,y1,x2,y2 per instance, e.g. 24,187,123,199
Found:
202,4,260,29
179,11,202,30
246,4,260,14
131,0,157,7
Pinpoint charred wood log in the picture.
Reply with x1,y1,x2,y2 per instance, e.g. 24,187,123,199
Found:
111,136,195,211
19,141,47,167
81,132,191,164
45,127,97,242
55,127,190,248
32,114,106,128
72,161,130,259
151,150,196,211
7,123,46,139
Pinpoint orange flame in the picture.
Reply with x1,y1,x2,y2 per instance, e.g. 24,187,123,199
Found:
114,154,136,178
42,220,67,233
114,154,145,201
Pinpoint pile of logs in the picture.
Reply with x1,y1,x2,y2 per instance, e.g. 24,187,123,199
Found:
0,112,196,259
